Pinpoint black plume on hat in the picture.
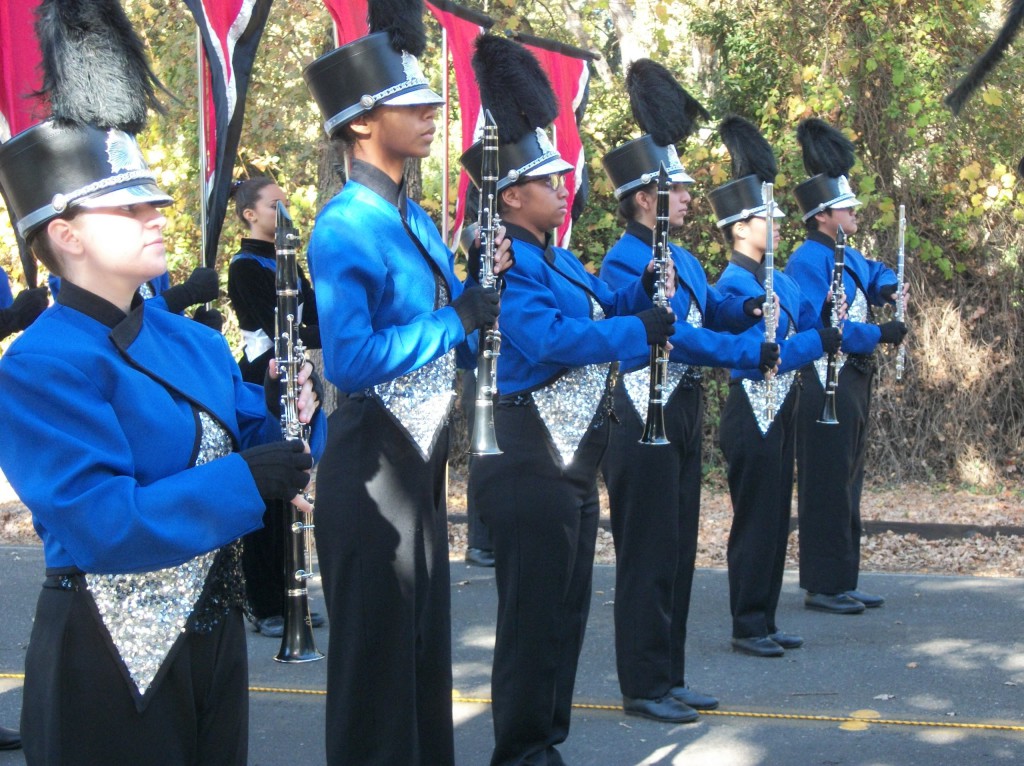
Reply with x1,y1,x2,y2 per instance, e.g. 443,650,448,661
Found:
625,59,709,147
368,0,427,57
797,118,855,178
945,0,1024,115
35,0,166,133
719,115,776,183
472,34,558,145
1018,155,1024,178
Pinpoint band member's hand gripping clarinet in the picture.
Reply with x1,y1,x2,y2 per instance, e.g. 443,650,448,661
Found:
274,201,324,663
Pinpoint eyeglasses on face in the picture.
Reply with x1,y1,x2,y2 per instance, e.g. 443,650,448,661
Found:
525,173,567,191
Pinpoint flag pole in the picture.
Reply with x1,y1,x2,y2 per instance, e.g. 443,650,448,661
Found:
196,26,209,269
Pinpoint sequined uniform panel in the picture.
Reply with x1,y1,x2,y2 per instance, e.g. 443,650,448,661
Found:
814,287,868,387
85,410,243,697
622,298,704,417
533,296,614,467
742,326,797,436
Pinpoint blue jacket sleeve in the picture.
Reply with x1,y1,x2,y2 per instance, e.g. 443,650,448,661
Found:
309,202,467,392
0,353,269,574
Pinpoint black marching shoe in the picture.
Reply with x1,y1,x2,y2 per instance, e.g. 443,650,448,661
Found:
669,685,719,711
731,636,785,657
623,695,699,723
0,726,21,751
845,589,885,608
465,547,495,567
255,615,285,638
804,592,866,615
768,631,805,649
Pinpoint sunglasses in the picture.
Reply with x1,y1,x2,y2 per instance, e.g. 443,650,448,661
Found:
525,174,567,191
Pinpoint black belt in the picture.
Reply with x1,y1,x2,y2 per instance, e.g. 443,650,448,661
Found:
498,392,533,406
43,573,83,590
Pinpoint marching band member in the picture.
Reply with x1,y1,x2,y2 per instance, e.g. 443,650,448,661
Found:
461,35,675,765
709,116,841,657
599,60,776,722
0,267,47,342
0,2,324,762
302,1,512,762
787,119,906,614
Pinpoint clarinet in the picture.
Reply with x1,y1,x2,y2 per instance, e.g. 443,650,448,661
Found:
470,110,502,455
762,183,778,423
273,201,324,664
818,225,846,425
895,204,907,380
639,163,671,445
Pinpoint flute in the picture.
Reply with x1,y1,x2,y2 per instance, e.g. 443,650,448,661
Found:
895,204,907,381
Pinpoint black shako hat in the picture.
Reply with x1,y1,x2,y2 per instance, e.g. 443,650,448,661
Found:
303,0,443,138
792,118,861,221
0,0,171,240
459,34,573,192
707,115,785,228
601,59,709,199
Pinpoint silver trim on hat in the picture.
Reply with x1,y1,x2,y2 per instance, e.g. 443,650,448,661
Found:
321,52,439,135
17,169,160,237
799,175,861,221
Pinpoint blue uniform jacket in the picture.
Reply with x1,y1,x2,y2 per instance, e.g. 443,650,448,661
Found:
0,268,13,308
308,169,472,393
498,224,653,395
0,283,325,574
785,231,897,355
715,252,825,380
600,223,762,372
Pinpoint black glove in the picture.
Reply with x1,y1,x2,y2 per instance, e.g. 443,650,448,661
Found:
240,440,312,502
759,342,780,375
191,306,224,333
743,294,767,318
879,283,899,303
817,326,842,355
452,285,500,333
878,320,908,345
636,306,675,347
161,267,220,314
0,287,48,338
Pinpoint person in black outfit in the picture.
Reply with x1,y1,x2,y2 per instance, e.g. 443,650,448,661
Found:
0,267,47,342
227,177,323,638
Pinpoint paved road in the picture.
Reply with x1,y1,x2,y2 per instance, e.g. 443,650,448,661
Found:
1,545,1022,765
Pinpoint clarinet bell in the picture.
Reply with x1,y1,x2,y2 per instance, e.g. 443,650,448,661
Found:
817,393,839,425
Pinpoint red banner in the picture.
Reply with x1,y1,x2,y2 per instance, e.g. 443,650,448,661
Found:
0,1,45,140
426,1,492,249
323,0,368,45
516,35,593,248
184,0,274,270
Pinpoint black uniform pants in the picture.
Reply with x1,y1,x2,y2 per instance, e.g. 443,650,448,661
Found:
240,500,286,620
316,396,455,766
472,401,609,766
601,380,704,699
796,363,873,594
719,382,799,639
22,583,248,766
